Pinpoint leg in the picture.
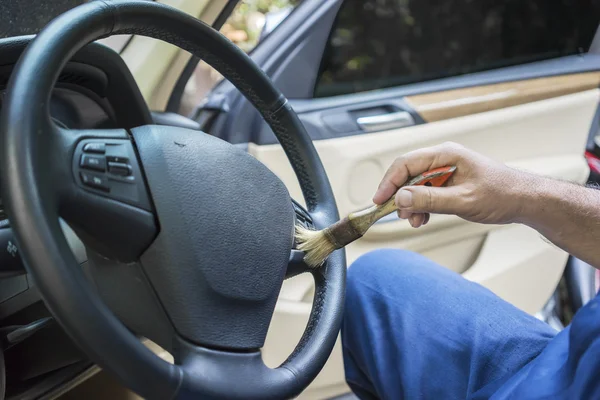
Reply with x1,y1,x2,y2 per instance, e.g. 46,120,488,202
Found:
342,249,557,400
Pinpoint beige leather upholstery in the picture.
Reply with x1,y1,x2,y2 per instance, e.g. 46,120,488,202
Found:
253,89,597,398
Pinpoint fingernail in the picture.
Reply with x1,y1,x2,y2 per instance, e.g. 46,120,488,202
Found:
409,216,419,228
397,189,413,208
411,214,423,228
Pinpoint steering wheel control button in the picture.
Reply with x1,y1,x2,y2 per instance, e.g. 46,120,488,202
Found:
83,142,106,154
80,154,106,172
108,162,132,176
73,139,152,210
0,228,27,278
292,199,314,230
106,155,129,164
80,171,110,192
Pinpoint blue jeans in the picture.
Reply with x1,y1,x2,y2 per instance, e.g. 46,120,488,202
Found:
342,249,600,399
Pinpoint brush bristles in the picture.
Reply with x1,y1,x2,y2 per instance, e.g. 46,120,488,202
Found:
295,224,337,268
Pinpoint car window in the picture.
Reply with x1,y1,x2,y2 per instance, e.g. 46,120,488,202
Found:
314,0,600,98
178,0,302,115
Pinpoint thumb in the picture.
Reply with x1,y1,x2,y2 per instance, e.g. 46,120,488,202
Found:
395,186,462,215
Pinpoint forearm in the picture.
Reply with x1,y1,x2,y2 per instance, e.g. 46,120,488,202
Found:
514,171,600,269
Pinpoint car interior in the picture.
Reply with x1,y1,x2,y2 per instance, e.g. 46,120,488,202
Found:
0,0,599,399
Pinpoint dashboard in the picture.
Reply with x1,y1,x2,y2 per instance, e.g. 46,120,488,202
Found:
51,88,116,129
0,87,116,130
0,36,152,398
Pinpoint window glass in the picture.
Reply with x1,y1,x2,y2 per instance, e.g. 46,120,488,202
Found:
179,0,302,115
315,0,600,98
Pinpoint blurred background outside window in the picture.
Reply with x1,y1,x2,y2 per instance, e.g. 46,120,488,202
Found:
179,0,302,115
0,0,302,115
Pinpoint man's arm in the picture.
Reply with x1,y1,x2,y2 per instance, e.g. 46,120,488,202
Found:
374,142,600,269
516,173,600,269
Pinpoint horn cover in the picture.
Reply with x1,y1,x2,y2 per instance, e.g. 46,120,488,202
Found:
132,125,294,349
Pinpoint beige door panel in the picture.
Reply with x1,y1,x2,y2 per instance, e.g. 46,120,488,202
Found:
256,89,596,398
462,224,567,314
250,89,597,213
251,89,595,284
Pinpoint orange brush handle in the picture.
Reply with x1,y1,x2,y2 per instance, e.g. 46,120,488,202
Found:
406,166,456,188
349,166,456,228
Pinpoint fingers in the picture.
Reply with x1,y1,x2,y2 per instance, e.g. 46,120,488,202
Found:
395,185,465,215
373,142,465,204
409,213,427,228
374,179,403,206
397,211,430,228
398,209,412,219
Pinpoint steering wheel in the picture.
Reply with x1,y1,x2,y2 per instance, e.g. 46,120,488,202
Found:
0,1,345,399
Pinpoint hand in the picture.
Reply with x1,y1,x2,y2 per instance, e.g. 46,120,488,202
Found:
373,142,525,228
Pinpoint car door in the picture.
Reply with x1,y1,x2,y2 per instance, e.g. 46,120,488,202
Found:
195,0,600,397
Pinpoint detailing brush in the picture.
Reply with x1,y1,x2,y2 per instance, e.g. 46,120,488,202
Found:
296,166,456,267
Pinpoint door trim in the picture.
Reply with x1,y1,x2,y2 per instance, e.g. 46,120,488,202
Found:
405,72,600,122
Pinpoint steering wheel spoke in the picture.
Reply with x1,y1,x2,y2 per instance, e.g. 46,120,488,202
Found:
287,249,310,278
84,248,177,351
286,199,314,278
173,336,299,400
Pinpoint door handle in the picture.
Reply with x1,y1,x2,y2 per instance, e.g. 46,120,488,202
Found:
356,111,415,132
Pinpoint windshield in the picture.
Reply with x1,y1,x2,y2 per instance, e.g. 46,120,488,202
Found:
0,0,86,38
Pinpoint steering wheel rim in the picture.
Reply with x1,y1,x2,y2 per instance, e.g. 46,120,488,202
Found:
0,1,345,399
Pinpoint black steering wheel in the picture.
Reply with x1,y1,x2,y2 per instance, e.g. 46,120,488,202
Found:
0,1,345,399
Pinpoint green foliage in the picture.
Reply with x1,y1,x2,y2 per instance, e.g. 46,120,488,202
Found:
236,0,300,14
224,0,301,53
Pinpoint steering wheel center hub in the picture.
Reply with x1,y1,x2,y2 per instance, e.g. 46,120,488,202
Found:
133,125,295,349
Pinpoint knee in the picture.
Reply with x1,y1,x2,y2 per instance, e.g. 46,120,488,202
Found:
343,249,433,351
347,248,431,292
